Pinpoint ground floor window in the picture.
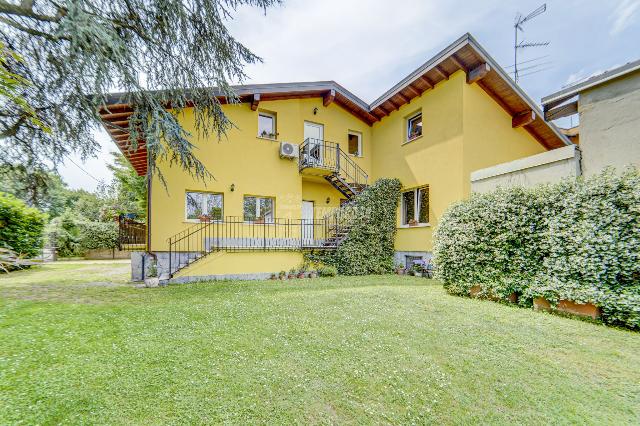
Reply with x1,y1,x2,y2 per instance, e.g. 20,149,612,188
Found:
244,196,275,222
186,191,223,221
401,186,429,225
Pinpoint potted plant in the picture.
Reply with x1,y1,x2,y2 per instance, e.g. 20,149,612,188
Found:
308,269,318,278
396,263,405,275
145,262,159,288
297,268,306,279
411,259,426,277
255,216,265,224
270,273,277,280
279,270,287,280
408,218,419,227
198,214,211,222
288,268,297,279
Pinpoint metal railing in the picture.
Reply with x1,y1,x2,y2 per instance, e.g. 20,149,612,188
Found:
299,138,368,189
167,215,355,277
117,215,147,251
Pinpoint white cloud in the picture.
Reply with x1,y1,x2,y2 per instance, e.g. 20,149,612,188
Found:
610,0,640,35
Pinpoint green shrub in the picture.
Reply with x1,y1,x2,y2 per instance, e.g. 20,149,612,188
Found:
318,265,338,277
311,178,402,275
0,192,47,258
434,168,640,329
78,221,118,250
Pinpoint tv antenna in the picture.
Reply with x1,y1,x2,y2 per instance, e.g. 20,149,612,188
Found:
514,3,549,82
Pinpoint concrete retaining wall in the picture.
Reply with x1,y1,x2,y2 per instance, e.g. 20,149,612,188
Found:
85,248,131,260
470,145,580,193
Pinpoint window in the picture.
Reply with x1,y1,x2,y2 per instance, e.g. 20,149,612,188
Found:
258,112,277,139
347,131,362,156
244,196,274,222
186,191,223,221
401,186,429,226
406,112,422,142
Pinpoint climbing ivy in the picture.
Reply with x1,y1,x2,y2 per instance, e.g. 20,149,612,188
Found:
308,178,402,275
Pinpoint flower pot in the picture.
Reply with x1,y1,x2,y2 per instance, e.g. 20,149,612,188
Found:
396,268,405,275
144,277,159,288
533,297,552,312
270,275,277,280
507,292,519,304
413,272,422,277
288,274,296,280
309,272,318,279
469,285,482,297
557,300,601,319
297,273,306,279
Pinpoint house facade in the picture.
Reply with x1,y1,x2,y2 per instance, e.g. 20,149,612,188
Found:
100,34,568,282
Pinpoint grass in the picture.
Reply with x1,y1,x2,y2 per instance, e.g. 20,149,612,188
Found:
1,261,639,424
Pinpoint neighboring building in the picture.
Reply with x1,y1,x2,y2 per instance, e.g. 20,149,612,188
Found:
542,59,640,176
100,33,568,282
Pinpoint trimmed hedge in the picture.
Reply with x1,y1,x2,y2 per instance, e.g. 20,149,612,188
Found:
0,192,47,258
309,178,402,275
434,168,640,329
45,210,119,257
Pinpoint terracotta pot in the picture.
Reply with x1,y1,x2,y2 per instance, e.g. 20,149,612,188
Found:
557,300,601,319
507,292,519,304
533,297,552,312
469,285,482,297
288,274,296,279
297,273,306,279
396,268,405,275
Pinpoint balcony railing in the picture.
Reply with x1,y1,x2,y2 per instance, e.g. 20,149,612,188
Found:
299,138,368,190
167,214,355,277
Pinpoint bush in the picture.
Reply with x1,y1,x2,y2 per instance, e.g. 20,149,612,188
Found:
0,192,47,258
78,221,118,250
318,265,338,277
434,168,640,329
311,178,402,275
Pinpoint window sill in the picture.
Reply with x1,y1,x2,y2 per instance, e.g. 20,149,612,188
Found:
398,223,430,229
256,136,278,142
348,153,363,158
183,220,223,224
402,135,423,145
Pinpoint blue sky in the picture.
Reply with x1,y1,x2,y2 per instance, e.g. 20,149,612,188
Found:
60,0,640,190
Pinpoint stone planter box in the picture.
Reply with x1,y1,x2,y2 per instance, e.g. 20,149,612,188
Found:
534,297,601,319
144,277,159,288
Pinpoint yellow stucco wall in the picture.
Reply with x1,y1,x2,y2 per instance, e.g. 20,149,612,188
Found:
151,98,369,276
151,71,550,277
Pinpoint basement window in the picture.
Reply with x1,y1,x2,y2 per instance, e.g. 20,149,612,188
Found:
406,112,423,142
186,191,223,221
401,186,429,226
347,131,362,156
244,196,275,223
258,112,277,139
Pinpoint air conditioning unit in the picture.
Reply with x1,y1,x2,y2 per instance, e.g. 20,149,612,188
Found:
279,142,298,159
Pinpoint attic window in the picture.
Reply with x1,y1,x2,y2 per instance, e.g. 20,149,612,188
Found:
407,112,423,142
258,112,277,139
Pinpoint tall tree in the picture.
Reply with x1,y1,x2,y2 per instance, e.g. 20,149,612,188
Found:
107,151,147,217
0,0,279,184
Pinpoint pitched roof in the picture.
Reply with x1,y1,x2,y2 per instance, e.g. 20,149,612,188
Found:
542,58,640,107
100,33,570,176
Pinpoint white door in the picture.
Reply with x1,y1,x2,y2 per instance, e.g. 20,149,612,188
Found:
301,200,314,245
303,121,324,166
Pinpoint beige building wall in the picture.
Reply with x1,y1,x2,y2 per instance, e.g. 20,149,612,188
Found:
470,145,580,193
579,71,640,176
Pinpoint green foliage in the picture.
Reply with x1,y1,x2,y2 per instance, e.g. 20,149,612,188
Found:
311,178,402,275
107,152,147,218
78,222,118,251
1,0,279,185
434,168,640,329
0,192,46,258
45,210,119,256
318,265,338,277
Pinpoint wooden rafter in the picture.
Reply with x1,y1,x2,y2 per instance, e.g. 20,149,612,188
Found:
323,89,335,107
449,54,467,72
512,110,536,128
396,92,409,103
251,93,260,111
433,65,449,80
467,63,490,84
418,75,433,89
544,101,578,121
405,84,421,96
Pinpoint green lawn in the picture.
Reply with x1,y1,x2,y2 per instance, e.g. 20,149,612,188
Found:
1,261,639,424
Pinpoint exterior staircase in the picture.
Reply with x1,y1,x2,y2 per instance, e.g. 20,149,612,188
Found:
162,139,369,279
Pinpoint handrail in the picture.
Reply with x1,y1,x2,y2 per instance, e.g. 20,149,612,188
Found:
299,138,368,188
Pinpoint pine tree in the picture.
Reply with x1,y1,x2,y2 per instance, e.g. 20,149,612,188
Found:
0,0,279,183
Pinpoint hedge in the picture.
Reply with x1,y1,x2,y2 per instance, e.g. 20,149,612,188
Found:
433,168,640,329
308,178,402,275
0,192,47,258
45,209,119,257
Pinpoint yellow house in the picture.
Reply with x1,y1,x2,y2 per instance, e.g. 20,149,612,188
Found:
101,34,569,282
